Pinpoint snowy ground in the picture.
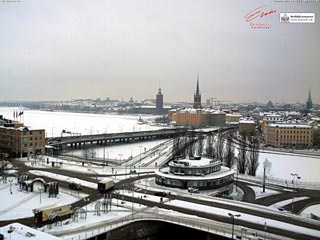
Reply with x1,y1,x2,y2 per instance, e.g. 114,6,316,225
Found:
268,197,310,209
0,176,87,220
24,156,156,177
68,139,169,162
247,185,280,199
29,170,99,189
300,204,320,218
257,152,320,182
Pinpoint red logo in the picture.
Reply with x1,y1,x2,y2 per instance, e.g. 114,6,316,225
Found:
244,5,276,29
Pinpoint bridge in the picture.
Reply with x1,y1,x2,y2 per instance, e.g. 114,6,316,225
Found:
47,126,237,150
47,128,188,149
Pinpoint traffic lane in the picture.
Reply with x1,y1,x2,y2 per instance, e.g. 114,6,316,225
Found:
114,193,317,240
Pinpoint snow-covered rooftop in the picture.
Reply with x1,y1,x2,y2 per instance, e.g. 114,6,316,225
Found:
0,223,62,240
169,157,221,168
157,166,234,180
239,117,255,124
268,123,311,129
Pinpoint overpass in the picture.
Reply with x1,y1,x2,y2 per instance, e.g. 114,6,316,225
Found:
47,126,237,150
47,128,188,149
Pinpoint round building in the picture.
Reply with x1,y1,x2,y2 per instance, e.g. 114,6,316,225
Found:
155,156,234,196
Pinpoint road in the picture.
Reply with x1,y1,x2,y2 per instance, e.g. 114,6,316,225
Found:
1,153,319,240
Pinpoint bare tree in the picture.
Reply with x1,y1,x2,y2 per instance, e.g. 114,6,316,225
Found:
224,134,234,168
197,134,204,156
205,134,214,158
237,135,248,174
215,129,224,160
82,146,96,163
248,136,260,176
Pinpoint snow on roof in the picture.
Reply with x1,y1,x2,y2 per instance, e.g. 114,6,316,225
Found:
157,166,234,180
0,223,62,240
226,113,242,117
239,117,255,124
268,123,311,128
170,157,221,167
177,108,225,115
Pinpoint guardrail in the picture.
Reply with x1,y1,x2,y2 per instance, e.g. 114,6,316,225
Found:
63,211,287,240
239,174,320,190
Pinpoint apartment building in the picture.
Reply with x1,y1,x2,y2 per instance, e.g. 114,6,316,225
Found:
0,116,45,158
264,123,312,148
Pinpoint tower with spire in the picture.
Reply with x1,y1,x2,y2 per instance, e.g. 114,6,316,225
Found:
193,75,201,109
306,89,313,111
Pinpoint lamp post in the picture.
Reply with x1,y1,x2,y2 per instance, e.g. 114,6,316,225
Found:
264,221,267,239
9,179,13,194
290,173,300,213
139,145,143,165
51,127,55,139
228,213,241,239
38,185,43,204
131,184,134,220
84,197,90,218
118,153,123,165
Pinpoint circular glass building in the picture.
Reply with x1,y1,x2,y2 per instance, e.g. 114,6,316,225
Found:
155,156,234,196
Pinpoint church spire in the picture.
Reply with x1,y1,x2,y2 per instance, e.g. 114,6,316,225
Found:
196,75,200,95
306,88,313,110
193,75,201,109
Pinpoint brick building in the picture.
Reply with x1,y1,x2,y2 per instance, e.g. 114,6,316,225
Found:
0,116,45,158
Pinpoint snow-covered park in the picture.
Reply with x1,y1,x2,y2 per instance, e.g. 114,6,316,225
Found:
0,176,87,221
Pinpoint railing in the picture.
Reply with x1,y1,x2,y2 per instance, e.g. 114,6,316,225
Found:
64,212,232,240
63,211,281,240
239,174,320,190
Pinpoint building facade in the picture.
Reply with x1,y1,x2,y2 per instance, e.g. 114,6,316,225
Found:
0,116,45,158
226,113,242,124
264,123,313,147
239,117,256,136
171,109,226,128
261,114,284,136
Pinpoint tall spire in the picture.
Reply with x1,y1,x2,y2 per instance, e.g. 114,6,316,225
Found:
196,75,200,95
193,75,201,109
308,89,312,101
306,88,313,110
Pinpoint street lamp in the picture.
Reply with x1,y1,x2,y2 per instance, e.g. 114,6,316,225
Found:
290,173,300,213
9,179,13,194
118,153,123,164
228,213,241,239
51,127,55,139
84,197,90,219
264,221,267,239
139,145,143,165
38,185,43,204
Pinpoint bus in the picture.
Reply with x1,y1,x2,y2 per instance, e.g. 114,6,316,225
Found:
33,204,72,226
98,178,115,193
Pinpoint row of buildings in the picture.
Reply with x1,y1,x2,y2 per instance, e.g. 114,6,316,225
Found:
0,115,45,158
237,113,315,148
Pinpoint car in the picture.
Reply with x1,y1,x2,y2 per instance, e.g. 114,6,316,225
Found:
154,191,167,197
188,187,199,193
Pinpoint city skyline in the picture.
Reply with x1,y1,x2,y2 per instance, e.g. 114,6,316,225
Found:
0,0,319,103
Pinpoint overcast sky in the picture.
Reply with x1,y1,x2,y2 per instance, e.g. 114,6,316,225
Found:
0,0,319,104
